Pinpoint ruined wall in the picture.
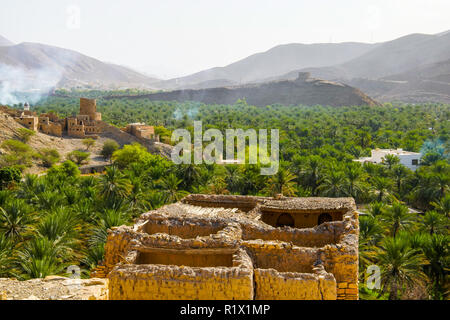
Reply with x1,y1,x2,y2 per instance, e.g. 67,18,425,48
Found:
242,240,317,273
143,220,225,239
103,226,137,274
241,222,339,247
260,210,344,228
39,121,62,137
15,116,38,131
136,251,234,267
108,249,254,300
68,125,86,137
254,269,336,300
109,264,253,300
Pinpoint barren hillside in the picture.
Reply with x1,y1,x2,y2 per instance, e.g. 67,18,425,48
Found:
109,73,379,107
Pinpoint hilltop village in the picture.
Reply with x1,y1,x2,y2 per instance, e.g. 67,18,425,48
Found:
0,98,159,142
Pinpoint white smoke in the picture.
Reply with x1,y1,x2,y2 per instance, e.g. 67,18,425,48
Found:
0,63,63,105
172,103,200,120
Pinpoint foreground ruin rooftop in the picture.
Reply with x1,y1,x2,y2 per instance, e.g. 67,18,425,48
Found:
102,194,359,300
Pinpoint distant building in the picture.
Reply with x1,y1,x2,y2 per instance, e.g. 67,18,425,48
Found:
10,98,102,138
66,98,102,138
355,148,421,170
121,123,158,141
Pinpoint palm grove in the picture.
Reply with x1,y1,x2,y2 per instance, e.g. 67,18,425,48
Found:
0,91,448,300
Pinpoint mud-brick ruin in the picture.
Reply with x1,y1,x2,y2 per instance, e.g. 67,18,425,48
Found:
101,194,359,300
1,98,103,138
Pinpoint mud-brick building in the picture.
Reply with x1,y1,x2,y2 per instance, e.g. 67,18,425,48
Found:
121,123,158,141
8,98,102,138
101,194,359,300
38,112,63,137
66,98,102,138
15,115,38,131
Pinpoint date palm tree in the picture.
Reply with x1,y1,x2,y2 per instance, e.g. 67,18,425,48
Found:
359,215,383,275
17,237,66,279
0,199,35,241
382,203,416,238
224,165,242,193
176,163,201,191
367,201,386,218
298,156,323,196
0,234,15,277
344,163,366,201
383,154,400,170
376,236,426,300
265,167,297,197
371,176,395,203
318,169,346,197
159,173,188,203
98,166,132,201
391,164,410,195
420,210,447,235
431,194,450,217
420,234,449,299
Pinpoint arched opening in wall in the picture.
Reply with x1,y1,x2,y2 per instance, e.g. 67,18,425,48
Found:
318,213,332,225
276,213,294,228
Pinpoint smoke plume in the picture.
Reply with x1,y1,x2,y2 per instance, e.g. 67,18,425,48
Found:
0,63,63,105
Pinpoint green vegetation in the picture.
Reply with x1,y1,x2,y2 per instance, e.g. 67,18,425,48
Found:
0,139,35,170
2,92,449,299
17,128,35,143
82,138,96,151
101,140,119,162
38,148,61,168
67,150,90,166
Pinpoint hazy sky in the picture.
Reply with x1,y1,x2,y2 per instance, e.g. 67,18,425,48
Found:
1,0,449,78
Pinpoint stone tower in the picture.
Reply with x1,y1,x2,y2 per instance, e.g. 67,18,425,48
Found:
79,98,101,121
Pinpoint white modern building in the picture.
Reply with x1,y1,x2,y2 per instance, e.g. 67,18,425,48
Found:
355,148,421,171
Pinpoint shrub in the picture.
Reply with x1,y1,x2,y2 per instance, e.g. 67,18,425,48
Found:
82,138,96,151
101,139,119,162
38,148,61,168
17,128,36,143
47,160,80,178
112,143,152,168
67,150,90,165
0,167,22,188
0,140,34,168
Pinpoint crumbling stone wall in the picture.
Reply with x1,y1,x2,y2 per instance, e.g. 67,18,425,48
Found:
108,249,254,300
15,116,38,131
260,210,344,228
254,269,336,300
242,240,318,273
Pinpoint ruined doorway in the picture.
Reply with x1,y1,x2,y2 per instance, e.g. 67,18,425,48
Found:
318,213,332,225
276,213,295,227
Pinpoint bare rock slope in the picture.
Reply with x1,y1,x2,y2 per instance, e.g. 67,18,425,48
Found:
0,276,108,300
107,73,379,107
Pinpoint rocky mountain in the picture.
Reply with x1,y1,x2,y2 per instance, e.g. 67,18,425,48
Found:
0,35,14,46
338,32,450,79
156,30,450,103
344,59,450,103
107,72,379,107
0,40,160,93
155,42,376,89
